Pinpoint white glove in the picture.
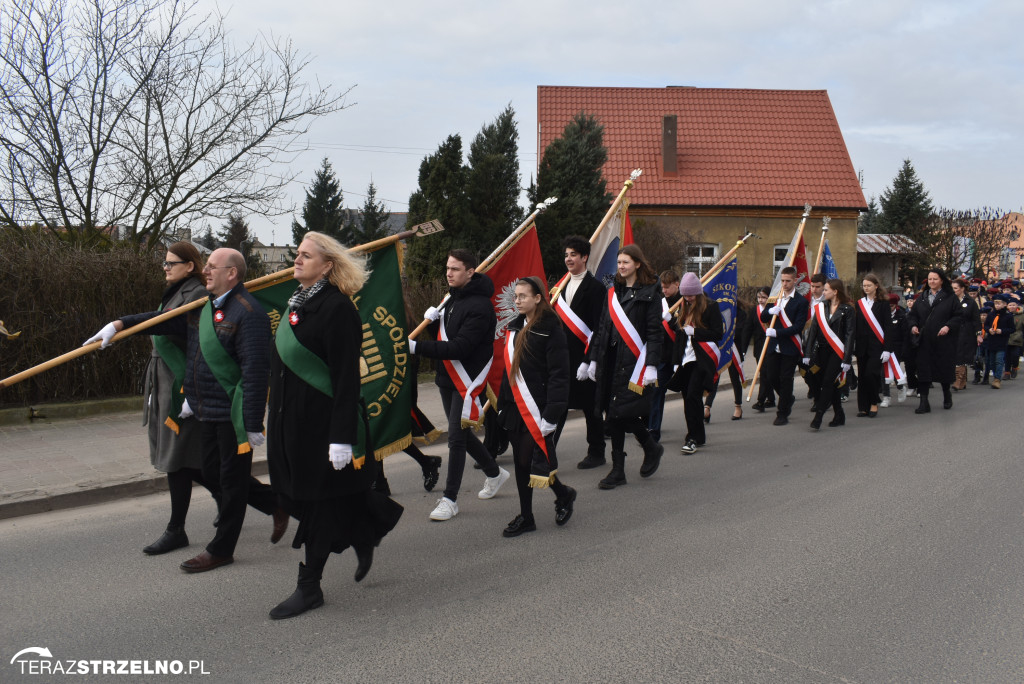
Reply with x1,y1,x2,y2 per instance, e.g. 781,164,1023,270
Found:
683,325,695,337
586,361,597,381
881,351,891,363
661,299,672,322
247,431,265,448
83,322,118,349
765,328,777,338
673,365,679,372
802,357,810,366
539,419,557,436
423,306,440,322
576,362,590,381
409,339,417,354
642,365,658,386
329,443,353,470
841,363,851,373
179,399,193,419
768,305,783,316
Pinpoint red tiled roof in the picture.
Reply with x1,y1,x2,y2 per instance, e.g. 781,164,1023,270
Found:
537,86,867,210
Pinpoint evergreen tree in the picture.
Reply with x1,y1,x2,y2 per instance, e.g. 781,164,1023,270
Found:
878,159,933,240
404,135,470,280
465,105,524,257
217,213,264,277
859,195,881,234
349,181,392,244
528,112,612,277
196,225,217,250
291,158,346,246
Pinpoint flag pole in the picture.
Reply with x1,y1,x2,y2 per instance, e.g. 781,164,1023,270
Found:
668,232,755,314
0,225,441,390
811,216,830,275
550,169,643,302
408,198,558,341
745,204,812,402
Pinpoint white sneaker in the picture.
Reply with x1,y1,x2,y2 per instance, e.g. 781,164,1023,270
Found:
429,497,458,521
478,467,510,499
880,396,890,408
899,386,910,401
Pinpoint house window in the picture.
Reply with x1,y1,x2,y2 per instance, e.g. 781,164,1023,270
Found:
773,245,789,279
685,243,719,277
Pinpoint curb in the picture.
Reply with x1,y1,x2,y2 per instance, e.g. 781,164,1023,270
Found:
0,396,144,427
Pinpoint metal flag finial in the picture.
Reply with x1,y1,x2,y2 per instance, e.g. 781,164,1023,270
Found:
822,216,831,232
803,203,812,217
630,169,643,181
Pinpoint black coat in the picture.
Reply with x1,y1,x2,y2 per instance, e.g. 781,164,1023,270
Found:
806,302,855,367
760,294,809,357
589,279,664,420
889,305,911,360
953,295,982,364
267,288,377,500
854,297,893,372
907,288,963,384
740,303,768,360
415,273,496,391
984,305,1013,352
668,297,725,392
496,312,570,430
557,272,605,409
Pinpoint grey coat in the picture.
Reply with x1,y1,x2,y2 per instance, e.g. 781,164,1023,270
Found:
142,277,208,473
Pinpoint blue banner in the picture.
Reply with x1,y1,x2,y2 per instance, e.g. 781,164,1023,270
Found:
702,258,738,371
821,240,838,280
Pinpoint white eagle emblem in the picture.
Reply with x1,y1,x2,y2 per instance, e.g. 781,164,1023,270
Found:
494,282,519,340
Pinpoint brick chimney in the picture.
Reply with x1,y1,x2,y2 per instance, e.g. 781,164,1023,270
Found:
662,115,678,177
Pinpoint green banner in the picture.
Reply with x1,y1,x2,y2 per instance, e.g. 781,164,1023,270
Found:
250,243,412,460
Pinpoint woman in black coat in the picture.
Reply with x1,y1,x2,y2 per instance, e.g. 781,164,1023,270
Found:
805,279,856,429
496,276,576,537
950,278,982,391
741,287,778,410
586,244,664,489
668,272,724,454
853,274,893,417
266,231,403,620
907,269,963,413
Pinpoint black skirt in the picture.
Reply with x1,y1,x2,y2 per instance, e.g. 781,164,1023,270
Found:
282,490,403,559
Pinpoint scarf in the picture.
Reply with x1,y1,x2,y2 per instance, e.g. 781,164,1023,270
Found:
288,278,329,311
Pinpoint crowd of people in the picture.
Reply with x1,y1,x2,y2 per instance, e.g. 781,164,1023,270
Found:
82,232,1023,620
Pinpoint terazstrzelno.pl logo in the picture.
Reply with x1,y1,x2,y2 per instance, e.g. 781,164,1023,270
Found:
10,647,210,676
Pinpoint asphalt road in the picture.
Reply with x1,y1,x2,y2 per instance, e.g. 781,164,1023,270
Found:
3,388,1024,683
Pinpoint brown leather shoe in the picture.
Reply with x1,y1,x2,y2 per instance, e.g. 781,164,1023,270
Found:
270,507,289,544
180,551,233,573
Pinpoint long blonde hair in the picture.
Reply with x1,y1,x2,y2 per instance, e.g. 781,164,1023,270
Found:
300,231,370,295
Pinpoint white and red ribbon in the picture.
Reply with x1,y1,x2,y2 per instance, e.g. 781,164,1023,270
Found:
504,331,549,458
608,288,647,394
857,298,885,345
439,316,492,427
730,342,745,384
884,352,907,385
777,303,803,357
815,302,847,384
555,296,593,352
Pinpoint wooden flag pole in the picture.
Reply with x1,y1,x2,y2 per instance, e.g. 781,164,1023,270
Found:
667,232,755,315
745,204,812,402
408,198,558,342
549,169,643,302
0,224,441,390
811,216,831,275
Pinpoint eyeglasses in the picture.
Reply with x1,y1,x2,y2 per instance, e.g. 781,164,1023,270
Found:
162,260,187,268
203,264,234,272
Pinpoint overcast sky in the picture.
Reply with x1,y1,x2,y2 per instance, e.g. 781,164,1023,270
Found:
196,0,1023,245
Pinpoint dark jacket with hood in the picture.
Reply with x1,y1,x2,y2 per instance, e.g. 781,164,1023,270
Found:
415,272,496,391
496,311,570,431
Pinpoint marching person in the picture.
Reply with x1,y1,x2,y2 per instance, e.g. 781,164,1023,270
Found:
649,270,681,440
880,293,910,406
759,267,809,425
907,269,962,413
984,294,1012,389
86,248,287,572
742,287,777,412
704,300,747,422
805,279,855,429
266,232,403,619
553,235,607,469
586,244,664,489
950,278,982,392
496,276,576,537
803,273,827,406
853,274,892,418
409,249,509,521
668,272,724,455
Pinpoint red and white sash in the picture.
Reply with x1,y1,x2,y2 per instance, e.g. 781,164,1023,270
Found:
608,289,647,394
884,352,907,385
776,300,803,356
757,304,768,332
504,331,549,458
730,342,745,384
858,298,885,344
815,303,846,359
661,299,677,343
439,316,492,427
555,296,593,352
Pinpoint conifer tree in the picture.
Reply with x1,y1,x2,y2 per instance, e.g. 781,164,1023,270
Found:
292,158,346,246
348,181,391,245
404,135,469,280
465,105,524,257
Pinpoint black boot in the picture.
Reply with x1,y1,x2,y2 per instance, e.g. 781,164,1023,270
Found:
269,562,325,620
828,406,845,427
422,456,442,492
577,452,607,469
354,544,373,583
598,452,627,489
942,385,953,409
143,525,188,555
639,434,664,478
915,388,931,414
810,411,824,430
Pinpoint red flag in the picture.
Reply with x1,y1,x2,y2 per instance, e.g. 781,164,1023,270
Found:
769,231,812,302
622,206,634,247
481,223,547,403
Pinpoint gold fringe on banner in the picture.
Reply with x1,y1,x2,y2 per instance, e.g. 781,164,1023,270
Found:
529,471,556,489
374,434,413,461
413,428,443,446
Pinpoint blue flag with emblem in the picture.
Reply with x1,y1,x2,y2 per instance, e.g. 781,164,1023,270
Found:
821,240,838,280
702,258,739,372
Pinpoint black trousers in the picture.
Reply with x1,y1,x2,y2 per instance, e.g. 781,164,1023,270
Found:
677,363,710,445
439,385,498,502
510,424,569,520
199,421,278,557
553,399,605,459
814,355,845,417
856,359,883,412
763,352,798,416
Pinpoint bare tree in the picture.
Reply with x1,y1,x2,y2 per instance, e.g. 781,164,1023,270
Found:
926,208,1019,278
0,0,349,248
